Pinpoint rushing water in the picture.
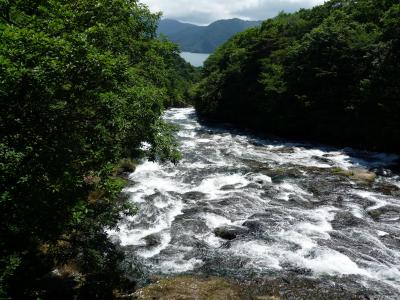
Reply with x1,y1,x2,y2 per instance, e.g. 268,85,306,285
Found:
111,108,400,298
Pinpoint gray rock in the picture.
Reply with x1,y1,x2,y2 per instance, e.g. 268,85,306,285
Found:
220,184,237,190
214,225,249,240
143,233,162,247
182,191,206,201
332,211,365,229
242,220,266,232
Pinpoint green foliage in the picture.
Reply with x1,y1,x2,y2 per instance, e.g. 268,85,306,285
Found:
160,38,201,107
194,0,400,152
0,0,190,297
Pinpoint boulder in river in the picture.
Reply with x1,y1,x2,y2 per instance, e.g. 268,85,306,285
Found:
214,225,249,240
242,220,266,232
142,233,162,248
331,211,365,229
332,167,377,184
182,191,207,201
373,183,400,197
367,205,400,221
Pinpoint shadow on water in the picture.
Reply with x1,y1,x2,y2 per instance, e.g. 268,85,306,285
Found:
195,113,400,174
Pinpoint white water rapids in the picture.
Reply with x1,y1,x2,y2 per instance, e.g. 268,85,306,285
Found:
110,108,400,297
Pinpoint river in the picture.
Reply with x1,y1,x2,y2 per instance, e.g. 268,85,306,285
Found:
111,108,400,298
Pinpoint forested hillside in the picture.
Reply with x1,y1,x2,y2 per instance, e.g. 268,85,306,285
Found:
194,0,400,152
0,0,196,298
158,18,262,53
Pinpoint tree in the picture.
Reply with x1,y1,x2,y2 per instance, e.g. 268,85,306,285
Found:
0,0,189,297
194,0,400,152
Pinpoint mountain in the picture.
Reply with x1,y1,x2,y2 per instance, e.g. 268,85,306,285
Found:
158,18,262,53
157,19,198,36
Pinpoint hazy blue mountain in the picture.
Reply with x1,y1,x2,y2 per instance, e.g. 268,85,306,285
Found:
158,18,262,53
157,19,198,36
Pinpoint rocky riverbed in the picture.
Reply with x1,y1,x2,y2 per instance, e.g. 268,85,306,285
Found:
110,108,400,299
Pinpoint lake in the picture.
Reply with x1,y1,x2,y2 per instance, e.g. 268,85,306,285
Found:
180,52,210,67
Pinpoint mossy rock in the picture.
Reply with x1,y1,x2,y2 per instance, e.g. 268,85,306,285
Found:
134,276,243,300
373,183,400,196
331,167,376,184
115,158,137,175
367,209,382,220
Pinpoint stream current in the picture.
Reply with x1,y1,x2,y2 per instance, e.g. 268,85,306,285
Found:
111,108,400,298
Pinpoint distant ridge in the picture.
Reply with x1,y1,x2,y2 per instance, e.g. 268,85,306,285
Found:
158,18,262,53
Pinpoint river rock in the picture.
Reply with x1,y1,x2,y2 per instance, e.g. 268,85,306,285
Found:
312,155,332,164
172,217,209,235
133,276,243,300
214,225,249,240
242,220,266,232
170,234,209,248
367,205,400,221
334,168,377,184
269,147,296,154
373,168,393,177
182,191,206,201
288,195,314,209
373,183,400,196
331,211,365,229
143,233,162,247
220,184,238,190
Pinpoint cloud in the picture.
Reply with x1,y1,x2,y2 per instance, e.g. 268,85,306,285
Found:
140,0,326,25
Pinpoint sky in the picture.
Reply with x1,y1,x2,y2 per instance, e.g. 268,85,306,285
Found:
140,0,326,25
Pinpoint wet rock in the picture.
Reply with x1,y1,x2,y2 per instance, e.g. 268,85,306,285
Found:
170,234,209,248
332,167,377,184
288,195,314,209
280,264,313,276
109,234,122,245
251,140,265,147
214,225,249,240
219,240,232,249
220,184,238,190
182,191,206,201
332,211,365,229
245,183,263,189
367,209,382,220
143,233,162,247
373,183,400,196
215,198,239,206
242,220,266,232
367,205,400,221
237,276,379,300
332,195,346,207
265,167,303,183
312,155,332,164
200,255,250,272
269,147,296,154
351,169,377,183
133,276,243,300
374,168,393,177
172,218,209,235
305,179,340,197
380,234,400,249
252,211,275,218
